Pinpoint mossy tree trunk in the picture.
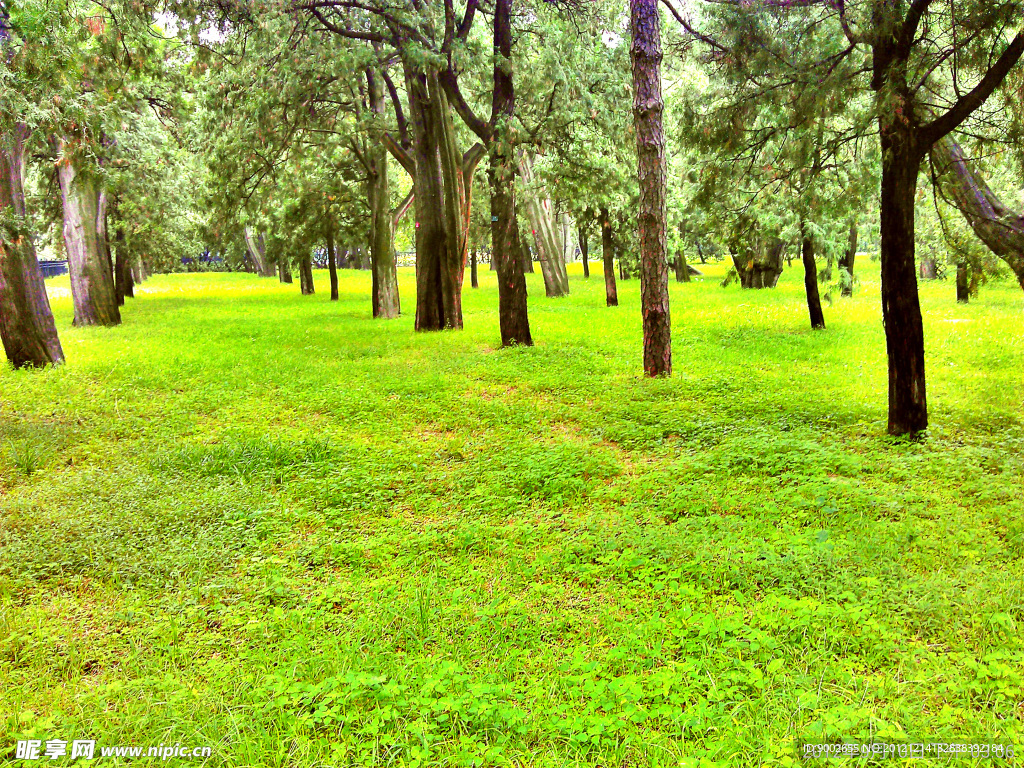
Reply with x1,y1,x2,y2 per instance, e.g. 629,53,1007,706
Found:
58,153,120,327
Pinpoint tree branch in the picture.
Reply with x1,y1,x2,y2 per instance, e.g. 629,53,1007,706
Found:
920,31,1024,147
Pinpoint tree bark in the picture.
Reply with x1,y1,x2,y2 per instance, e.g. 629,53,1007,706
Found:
931,134,1024,289
801,219,826,329
326,227,339,301
674,221,690,283
840,218,857,297
601,207,618,307
673,251,688,282
488,0,532,347
521,238,534,273
367,69,401,318
731,229,785,289
406,67,460,330
278,259,293,284
57,154,120,326
0,124,64,367
470,247,478,288
579,224,590,277
631,0,671,376
518,152,569,297
879,123,927,434
299,253,315,295
243,227,274,277
123,254,135,298
114,222,126,306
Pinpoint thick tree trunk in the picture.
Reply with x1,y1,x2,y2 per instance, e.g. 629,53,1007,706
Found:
801,220,826,329
57,155,120,327
674,251,690,283
367,70,401,318
131,261,144,284
579,224,590,277
405,67,460,330
601,207,618,307
278,260,293,284
243,227,274,277
0,124,64,367
326,227,339,301
631,0,671,376
879,126,927,435
518,152,569,297
470,247,478,288
299,254,315,295
918,256,938,280
731,232,785,289
931,134,1024,290
840,218,857,297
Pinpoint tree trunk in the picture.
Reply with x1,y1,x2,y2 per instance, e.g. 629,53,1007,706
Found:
956,261,970,303
731,231,785,289
631,0,671,376
931,134,1024,289
489,0,532,347
918,256,937,280
470,247,478,288
674,251,690,283
57,154,120,326
879,125,927,435
131,261,144,284
405,67,460,330
123,252,135,299
521,240,534,273
801,219,826,329
0,124,64,367
367,69,401,318
579,224,590,277
114,223,126,306
518,152,569,297
278,259,293,284
840,218,857,297
601,207,618,307
243,227,274,277
326,227,339,301
299,254,314,295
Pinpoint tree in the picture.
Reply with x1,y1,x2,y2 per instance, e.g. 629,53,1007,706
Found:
630,0,670,376
0,1,65,367
673,0,1024,433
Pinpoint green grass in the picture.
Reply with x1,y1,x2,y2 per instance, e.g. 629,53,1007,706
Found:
1,259,1022,767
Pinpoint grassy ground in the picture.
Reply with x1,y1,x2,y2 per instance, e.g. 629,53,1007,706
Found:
1,258,1022,767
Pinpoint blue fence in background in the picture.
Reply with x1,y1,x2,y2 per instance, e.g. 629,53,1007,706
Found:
39,261,68,279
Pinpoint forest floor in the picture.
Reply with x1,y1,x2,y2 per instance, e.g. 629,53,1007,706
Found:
1,259,1023,767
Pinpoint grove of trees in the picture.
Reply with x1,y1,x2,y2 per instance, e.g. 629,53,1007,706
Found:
2,0,1023,434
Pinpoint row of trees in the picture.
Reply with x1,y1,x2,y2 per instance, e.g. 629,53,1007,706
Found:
2,0,1023,435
